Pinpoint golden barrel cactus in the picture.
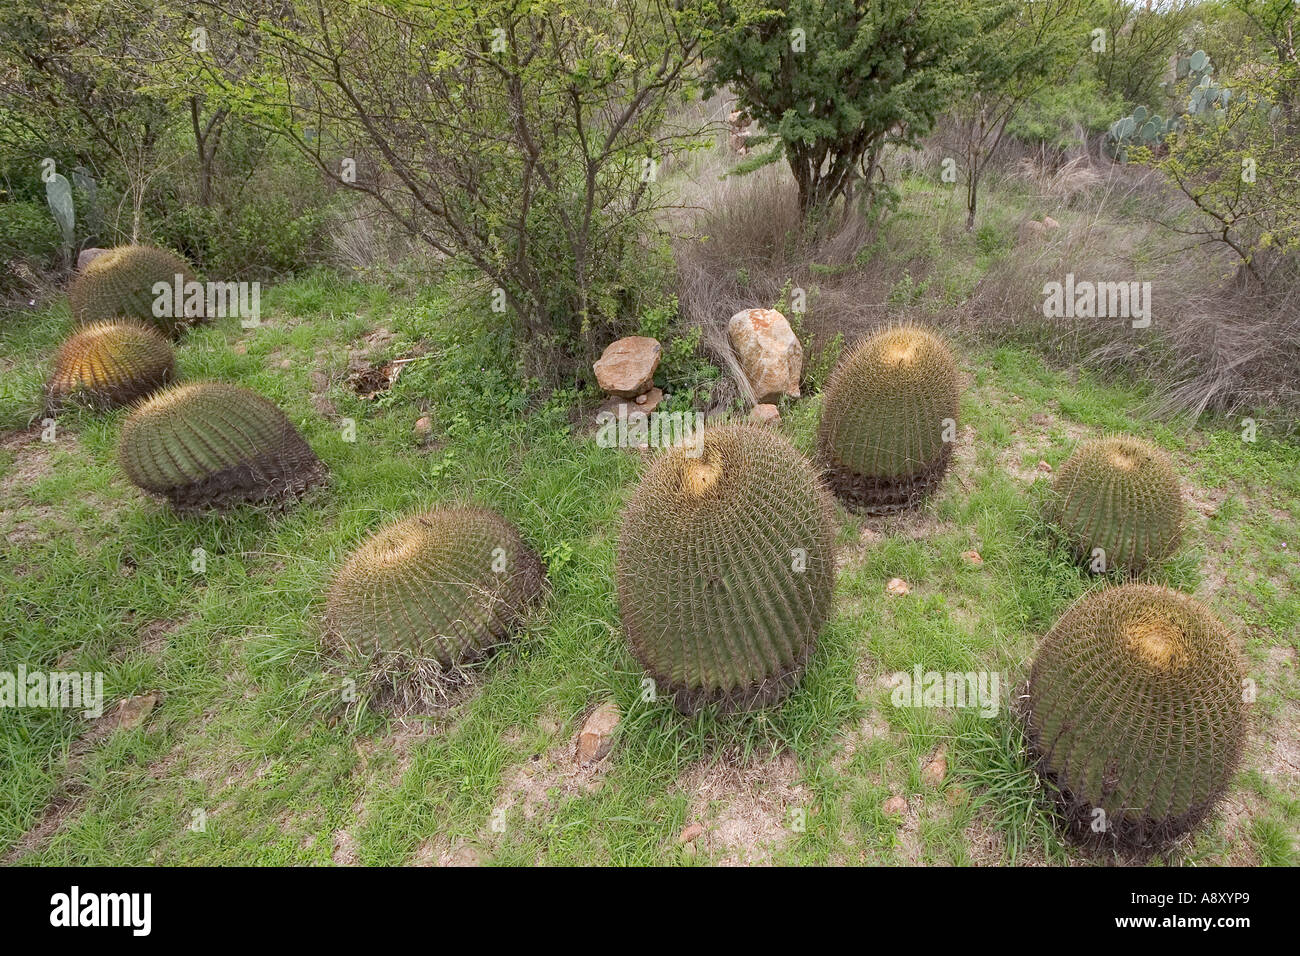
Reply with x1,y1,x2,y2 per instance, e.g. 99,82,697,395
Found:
118,382,325,511
1027,584,1247,850
1050,435,1183,573
816,325,961,513
68,245,200,337
46,320,175,411
616,423,836,713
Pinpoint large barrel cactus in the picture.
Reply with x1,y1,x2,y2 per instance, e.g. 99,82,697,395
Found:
119,382,325,511
46,320,175,411
1027,584,1247,850
616,423,836,713
816,325,961,513
325,506,545,702
68,244,199,337
1050,435,1183,572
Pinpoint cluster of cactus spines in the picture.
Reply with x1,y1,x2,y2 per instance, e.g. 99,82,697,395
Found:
1050,435,1183,573
325,506,544,703
816,325,961,513
68,245,200,337
46,320,175,411
616,423,836,714
1027,584,1247,850
118,382,326,511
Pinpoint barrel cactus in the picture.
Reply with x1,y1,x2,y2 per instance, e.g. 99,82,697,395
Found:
616,423,836,713
1027,584,1247,850
118,382,325,511
46,320,174,411
325,506,545,705
816,325,961,513
68,244,199,337
1050,435,1183,573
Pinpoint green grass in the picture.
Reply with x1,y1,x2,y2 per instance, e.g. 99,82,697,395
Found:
1,271,1296,866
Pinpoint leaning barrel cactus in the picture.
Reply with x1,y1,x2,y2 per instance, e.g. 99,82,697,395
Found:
46,320,175,411
616,423,836,713
118,382,325,511
1050,435,1183,573
816,325,961,513
1027,584,1247,850
325,506,544,704
68,244,200,337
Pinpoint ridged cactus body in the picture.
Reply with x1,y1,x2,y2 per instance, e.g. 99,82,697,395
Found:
616,423,836,713
46,320,174,411
1028,584,1246,849
1050,435,1183,572
119,382,325,510
326,507,544,682
68,245,199,337
817,325,961,513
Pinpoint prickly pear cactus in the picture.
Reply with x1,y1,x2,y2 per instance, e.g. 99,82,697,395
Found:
816,325,961,513
1050,435,1183,573
118,382,325,511
68,245,200,337
46,320,175,411
1027,584,1247,850
325,506,544,706
616,423,836,713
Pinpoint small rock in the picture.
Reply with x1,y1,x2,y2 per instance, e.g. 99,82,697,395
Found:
112,692,160,730
576,701,621,765
727,309,802,404
883,796,908,815
413,416,432,438
594,336,661,398
1019,220,1048,243
961,550,983,567
886,577,911,596
76,247,109,271
634,387,664,413
679,824,704,844
1036,460,1052,473
750,403,780,425
921,751,947,787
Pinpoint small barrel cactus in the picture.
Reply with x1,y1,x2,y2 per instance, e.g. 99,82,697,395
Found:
119,382,325,511
325,506,544,704
816,325,961,513
68,244,200,337
616,423,836,713
1027,584,1246,850
46,320,175,411
1050,435,1183,573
